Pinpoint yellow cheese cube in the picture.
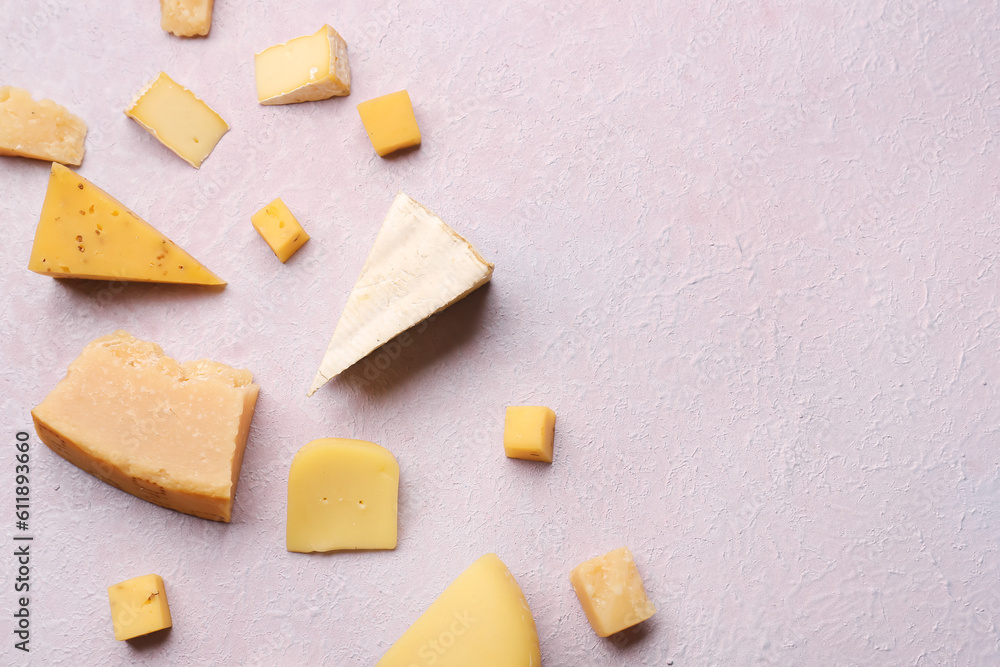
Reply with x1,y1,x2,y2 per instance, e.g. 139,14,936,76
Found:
569,547,657,637
125,72,229,168
0,86,87,165
108,574,172,641
286,438,399,553
503,406,556,462
251,198,309,262
255,25,351,105
357,90,421,157
32,330,258,522
28,163,224,284
160,0,213,37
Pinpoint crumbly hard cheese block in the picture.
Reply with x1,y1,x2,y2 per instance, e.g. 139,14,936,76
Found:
504,406,556,463
251,198,309,262
108,574,172,641
357,90,421,157
0,86,87,165
160,0,214,37
125,72,229,168
27,163,224,284
570,546,657,637
377,554,541,667
309,192,493,395
254,25,351,105
32,330,259,522
286,438,399,553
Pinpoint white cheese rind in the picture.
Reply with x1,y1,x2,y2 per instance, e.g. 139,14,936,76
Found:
309,193,494,395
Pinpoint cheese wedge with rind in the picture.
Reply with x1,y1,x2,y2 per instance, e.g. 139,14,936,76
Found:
0,86,87,165
28,163,224,284
32,330,258,522
309,192,493,395
254,25,351,105
377,553,541,667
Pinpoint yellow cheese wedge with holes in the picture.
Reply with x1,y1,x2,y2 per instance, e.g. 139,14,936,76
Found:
377,554,541,667
28,163,224,284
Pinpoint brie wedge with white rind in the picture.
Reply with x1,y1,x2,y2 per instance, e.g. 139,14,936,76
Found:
309,193,493,395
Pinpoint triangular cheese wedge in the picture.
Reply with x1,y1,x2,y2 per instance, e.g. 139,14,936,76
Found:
28,163,224,284
377,554,541,667
309,192,493,395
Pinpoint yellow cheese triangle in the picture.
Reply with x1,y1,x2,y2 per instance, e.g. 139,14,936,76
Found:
28,163,224,285
377,553,541,667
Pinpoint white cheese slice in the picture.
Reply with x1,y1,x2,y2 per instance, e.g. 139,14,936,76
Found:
309,193,494,395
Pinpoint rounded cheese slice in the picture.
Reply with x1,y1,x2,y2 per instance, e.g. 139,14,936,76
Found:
377,553,541,667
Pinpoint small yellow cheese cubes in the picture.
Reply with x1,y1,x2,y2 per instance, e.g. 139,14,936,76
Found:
251,198,309,262
125,72,229,168
107,574,172,641
0,87,87,165
570,547,656,637
357,90,421,157
255,25,351,104
160,0,214,37
286,438,399,553
503,406,556,462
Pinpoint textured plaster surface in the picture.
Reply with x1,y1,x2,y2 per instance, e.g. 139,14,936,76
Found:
1,1,999,665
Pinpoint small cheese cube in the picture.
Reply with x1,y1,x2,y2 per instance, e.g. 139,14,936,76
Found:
357,90,421,157
125,72,229,168
286,438,399,553
570,547,656,637
160,0,214,37
251,198,309,262
503,406,556,462
254,25,351,105
0,86,87,165
108,574,172,641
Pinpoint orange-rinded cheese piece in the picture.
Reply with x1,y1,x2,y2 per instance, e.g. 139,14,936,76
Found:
32,330,259,522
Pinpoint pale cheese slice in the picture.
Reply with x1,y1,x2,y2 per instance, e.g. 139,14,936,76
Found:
377,553,541,667
0,86,87,165
309,193,493,395
32,330,258,522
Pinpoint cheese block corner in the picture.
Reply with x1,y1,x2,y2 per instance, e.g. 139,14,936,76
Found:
376,553,541,666
308,192,493,395
32,330,258,522
0,86,87,165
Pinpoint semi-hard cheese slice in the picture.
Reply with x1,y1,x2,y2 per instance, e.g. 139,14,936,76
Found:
377,554,541,667
32,330,259,522
309,192,493,395
125,72,229,168
160,0,214,37
286,438,399,553
0,86,87,165
255,25,351,105
28,163,224,284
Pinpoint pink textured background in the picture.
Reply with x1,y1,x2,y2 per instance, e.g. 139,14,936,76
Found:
2,1,1000,664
